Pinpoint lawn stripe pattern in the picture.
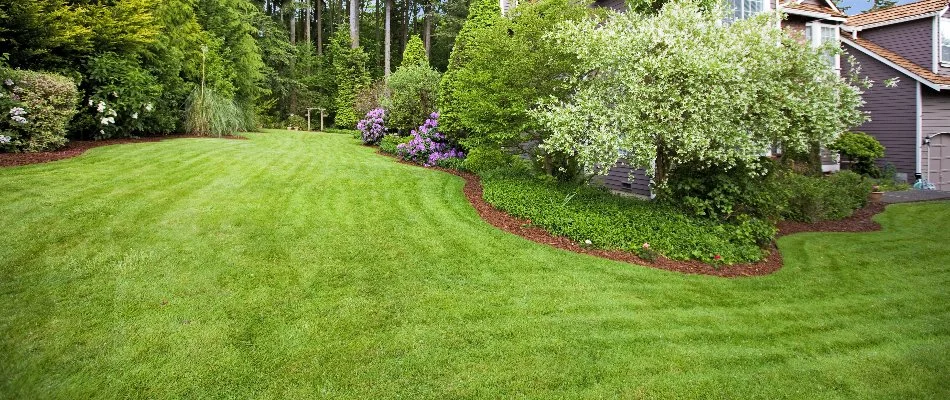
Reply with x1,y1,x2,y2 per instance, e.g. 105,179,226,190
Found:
0,131,947,398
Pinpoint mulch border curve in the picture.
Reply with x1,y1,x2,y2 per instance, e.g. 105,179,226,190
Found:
0,134,246,168
381,150,886,278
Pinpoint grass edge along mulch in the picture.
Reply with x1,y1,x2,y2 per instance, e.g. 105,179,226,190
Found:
0,134,246,167
382,150,886,278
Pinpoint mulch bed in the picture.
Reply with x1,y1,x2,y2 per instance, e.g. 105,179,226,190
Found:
381,150,886,278
776,202,885,237
0,135,246,168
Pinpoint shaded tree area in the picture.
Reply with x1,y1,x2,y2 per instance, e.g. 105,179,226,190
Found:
0,0,470,134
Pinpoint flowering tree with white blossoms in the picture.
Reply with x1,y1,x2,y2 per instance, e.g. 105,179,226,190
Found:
534,1,867,194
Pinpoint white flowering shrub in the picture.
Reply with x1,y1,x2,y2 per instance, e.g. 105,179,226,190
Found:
534,1,866,194
0,68,79,152
83,53,163,139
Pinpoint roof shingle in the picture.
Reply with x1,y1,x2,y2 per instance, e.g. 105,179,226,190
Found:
781,2,848,18
845,35,950,86
847,0,948,27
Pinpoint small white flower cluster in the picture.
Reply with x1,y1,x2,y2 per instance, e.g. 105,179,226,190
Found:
8,107,27,124
0,135,11,144
3,79,13,86
85,97,154,128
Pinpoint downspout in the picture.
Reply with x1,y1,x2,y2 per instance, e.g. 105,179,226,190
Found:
934,16,940,73
916,81,923,180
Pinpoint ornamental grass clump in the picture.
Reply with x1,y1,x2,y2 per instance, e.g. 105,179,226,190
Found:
357,108,386,145
396,112,465,167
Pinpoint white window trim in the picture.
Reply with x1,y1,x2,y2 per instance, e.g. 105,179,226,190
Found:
729,0,772,21
940,16,950,67
806,21,841,72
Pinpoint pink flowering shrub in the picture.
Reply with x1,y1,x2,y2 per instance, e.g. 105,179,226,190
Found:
395,112,464,167
357,108,386,145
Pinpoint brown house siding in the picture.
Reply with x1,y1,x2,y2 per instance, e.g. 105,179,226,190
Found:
843,45,920,176
922,87,950,136
596,161,652,197
783,15,810,39
592,0,626,11
860,17,935,72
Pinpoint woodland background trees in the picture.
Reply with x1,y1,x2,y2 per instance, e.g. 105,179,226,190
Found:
0,0,471,137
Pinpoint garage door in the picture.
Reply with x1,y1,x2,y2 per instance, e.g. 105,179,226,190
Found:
926,133,950,191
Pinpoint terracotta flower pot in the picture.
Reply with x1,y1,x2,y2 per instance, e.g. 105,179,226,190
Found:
869,191,884,202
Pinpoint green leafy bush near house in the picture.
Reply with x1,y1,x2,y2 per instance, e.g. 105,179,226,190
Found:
462,146,529,176
481,172,775,264
782,171,873,222
0,69,79,152
661,158,790,222
830,131,886,178
439,0,588,178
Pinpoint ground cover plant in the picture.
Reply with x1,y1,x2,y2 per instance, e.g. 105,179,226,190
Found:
480,173,774,264
0,131,947,398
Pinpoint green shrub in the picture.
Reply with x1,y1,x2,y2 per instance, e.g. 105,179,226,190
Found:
481,173,775,264
436,156,467,171
830,132,885,178
379,134,410,154
782,171,872,222
401,35,429,68
285,114,306,130
0,69,79,152
83,52,168,138
661,158,790,222
330,28,370,130
463,146,529,177
384,64,441,131
439,0,586,155
184,87,244,137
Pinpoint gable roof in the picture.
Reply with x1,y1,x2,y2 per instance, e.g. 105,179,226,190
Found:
846,0,948,28
843,35,950,90
781,0,848,19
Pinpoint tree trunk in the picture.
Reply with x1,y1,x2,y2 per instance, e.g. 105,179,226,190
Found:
375,0,381,70
290,5,297,45
423,2,431,57
317,0,323,55
401,0,409,53
349,0,359,48
384,0,391,77
305,0,312,45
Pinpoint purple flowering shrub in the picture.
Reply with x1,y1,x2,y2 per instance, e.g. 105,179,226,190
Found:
395,112,465,167
356,108,386,145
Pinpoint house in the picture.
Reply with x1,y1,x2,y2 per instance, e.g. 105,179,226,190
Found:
841,0,950,190
589,0,849,197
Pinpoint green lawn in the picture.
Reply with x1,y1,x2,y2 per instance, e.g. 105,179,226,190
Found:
1,131,947,399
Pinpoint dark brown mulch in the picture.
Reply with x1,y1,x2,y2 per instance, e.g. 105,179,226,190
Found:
776,202,885,237
0,135,246,168
382,151,886,278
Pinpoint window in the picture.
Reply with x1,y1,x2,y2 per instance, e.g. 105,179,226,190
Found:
942,17,950,64
806,22,840,70
730,0,765,21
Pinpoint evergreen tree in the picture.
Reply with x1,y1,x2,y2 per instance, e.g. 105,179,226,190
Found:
330,28,371,128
